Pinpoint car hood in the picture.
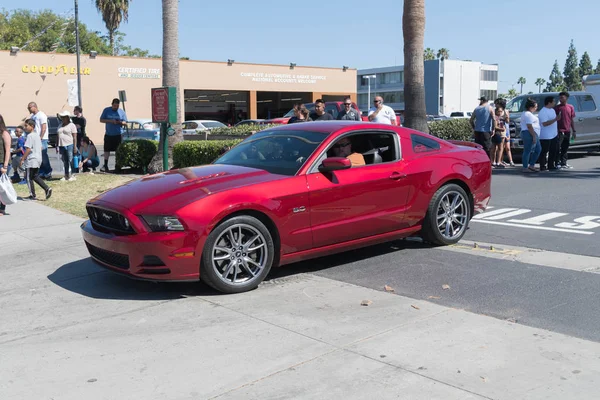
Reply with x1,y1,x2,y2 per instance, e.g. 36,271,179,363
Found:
91,164,284,214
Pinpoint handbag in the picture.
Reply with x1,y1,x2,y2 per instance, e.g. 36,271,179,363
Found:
0,173,18,205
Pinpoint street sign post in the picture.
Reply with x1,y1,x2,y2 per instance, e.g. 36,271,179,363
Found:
151,87,177,171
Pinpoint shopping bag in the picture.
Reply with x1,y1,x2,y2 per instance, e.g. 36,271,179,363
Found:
0,173,18,205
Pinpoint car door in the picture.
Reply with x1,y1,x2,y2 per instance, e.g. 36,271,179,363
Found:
306,130,412,248
575,94,600,144
125,121,142,140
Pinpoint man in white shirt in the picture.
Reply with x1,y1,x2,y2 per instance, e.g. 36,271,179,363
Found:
27,102,53,179
368,96,397,125
538,96,561,171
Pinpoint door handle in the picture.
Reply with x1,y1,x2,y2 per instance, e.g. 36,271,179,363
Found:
596,117,600,120
578,118,584,121
389,172,407,180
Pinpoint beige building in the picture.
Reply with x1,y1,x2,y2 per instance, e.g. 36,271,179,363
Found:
0,50,357,144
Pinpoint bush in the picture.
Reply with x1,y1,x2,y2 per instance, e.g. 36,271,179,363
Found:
428,119,474,142
207,124,280,136
116,139,158,172
173,139,243,169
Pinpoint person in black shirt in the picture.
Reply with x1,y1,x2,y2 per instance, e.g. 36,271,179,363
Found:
337,97,361,121
288,103,312,123
72,106,86,149
309,99,334,121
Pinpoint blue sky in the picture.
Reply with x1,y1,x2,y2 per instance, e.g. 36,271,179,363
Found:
3,0,599,94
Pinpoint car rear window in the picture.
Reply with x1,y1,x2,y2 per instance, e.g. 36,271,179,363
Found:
411,134,441,153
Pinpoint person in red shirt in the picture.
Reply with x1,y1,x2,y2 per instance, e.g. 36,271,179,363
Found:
554,91,576,169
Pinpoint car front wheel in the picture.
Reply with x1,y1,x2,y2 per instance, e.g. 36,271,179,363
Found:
421,183,471,246
200,215,275,294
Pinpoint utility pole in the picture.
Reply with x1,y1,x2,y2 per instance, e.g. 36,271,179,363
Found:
74,0,82,108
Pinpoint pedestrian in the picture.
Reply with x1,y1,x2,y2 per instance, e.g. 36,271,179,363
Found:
27,102,53,179
309,99,334,121
288,104,312,123
538,96,561,171
10,126,26,183
72,106,86,150
337,97,361,121
368,96,397,125
469,97,495,160
491,106,507,168
494,98,515,167
80,137,100,173
99,98,127,172
554,91,576,169
56,111,78,182
0,114,12,215
19,119,52,200
520,98,542,173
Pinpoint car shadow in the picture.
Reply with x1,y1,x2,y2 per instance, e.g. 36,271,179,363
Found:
492,167,600,179
267,237,433,280
48,257,220,300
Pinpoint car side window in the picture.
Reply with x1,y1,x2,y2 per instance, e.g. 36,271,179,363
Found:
130,122,141,130
577,95,597,112
567,95,579,110
411,134,441,153
325,104,339,118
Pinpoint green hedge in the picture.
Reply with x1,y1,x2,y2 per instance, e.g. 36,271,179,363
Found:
428,119,473,142
173,139,243,169
206,124,279,136
116,139,158,172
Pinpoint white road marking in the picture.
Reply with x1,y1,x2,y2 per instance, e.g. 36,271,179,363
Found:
482,209,532,221
508,212,570,226
472,207,515,219
437,239,600,273
471,219,594,235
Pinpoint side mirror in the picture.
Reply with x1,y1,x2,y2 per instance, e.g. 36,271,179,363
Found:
318,157,351,173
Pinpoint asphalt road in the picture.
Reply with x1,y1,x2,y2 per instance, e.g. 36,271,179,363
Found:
270,151,600,343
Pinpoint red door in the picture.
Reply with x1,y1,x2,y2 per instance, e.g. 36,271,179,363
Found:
306,161,412,248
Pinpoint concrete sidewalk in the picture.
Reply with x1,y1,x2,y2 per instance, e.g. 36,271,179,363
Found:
1,201,599,400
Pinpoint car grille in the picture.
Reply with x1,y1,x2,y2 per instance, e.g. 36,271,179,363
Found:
87,206,134,235
85,241,129,270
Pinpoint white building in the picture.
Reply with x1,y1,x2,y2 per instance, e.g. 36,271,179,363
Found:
357,60,499,116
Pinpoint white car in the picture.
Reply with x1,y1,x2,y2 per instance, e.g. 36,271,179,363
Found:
182,120,227,134
449,111,473,119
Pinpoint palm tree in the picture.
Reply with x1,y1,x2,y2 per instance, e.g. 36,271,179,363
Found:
93,0,132,55
507,88,518,99
148,0,182,173
517,77,526,94
423,48,435,61
436,48,449,60
402,0,428,133
535,78,546,93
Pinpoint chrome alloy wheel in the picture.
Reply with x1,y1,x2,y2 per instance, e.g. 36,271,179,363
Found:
211,223,268,285
436,191,469,240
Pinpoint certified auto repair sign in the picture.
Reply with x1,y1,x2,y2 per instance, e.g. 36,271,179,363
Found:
118,67,160,79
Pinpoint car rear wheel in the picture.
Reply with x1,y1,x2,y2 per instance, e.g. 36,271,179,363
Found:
421,184,471,246
200,215,275,294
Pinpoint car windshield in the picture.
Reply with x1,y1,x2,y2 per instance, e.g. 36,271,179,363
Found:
142,122,160,130
183,122,198,129
203,121,226,128
450,112,464,117
214,129,328,176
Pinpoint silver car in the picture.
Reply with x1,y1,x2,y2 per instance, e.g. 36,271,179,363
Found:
506,92,600,150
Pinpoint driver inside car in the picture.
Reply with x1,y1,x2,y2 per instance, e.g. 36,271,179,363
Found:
331,137,365,167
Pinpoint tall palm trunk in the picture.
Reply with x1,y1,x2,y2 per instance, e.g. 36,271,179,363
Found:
402,0,428,133
148,0,182,173
108,29,115,55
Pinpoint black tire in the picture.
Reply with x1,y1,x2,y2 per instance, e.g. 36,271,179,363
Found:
200,215,275,294
421,183,471,246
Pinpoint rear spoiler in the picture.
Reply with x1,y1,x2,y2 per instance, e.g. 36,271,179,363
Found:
447,140,484,150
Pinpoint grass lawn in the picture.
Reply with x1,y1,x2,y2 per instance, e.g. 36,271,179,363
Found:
14,173,135,219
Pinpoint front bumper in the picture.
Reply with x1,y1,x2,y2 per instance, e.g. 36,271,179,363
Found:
81,219,203,281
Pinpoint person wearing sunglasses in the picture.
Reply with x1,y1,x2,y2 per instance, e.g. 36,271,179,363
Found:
331,137,365,166
367,96,397,125
337,98,361,121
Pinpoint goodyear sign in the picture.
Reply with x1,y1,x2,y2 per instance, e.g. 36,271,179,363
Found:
21,65,91,75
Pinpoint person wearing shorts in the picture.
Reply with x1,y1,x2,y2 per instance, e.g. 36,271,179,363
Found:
491,106,507,168
99,98,127,172
470,96,495,160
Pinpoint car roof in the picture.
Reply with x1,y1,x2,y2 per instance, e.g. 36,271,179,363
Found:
184,119,222,123
259,120,400,135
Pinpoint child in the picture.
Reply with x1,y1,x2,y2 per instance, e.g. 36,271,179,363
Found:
20,119,52,200
11,126,26,183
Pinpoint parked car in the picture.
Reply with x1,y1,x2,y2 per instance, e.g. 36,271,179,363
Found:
449,111,473,119
81,121,492,294
506,92,600,150
182,120,228,134
262,101,364,124
235,119,265,126
123,119,160,142
47,116,60,147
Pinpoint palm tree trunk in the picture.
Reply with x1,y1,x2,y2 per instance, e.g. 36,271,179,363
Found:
402,0,428,133
109,29,115,56
148,0,183,173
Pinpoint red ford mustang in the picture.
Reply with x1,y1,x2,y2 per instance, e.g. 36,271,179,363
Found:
81,121,491,293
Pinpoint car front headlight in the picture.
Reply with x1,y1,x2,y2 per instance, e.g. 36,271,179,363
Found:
142,215,184,232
